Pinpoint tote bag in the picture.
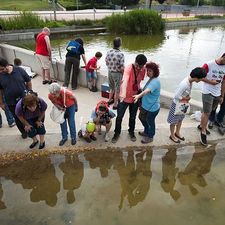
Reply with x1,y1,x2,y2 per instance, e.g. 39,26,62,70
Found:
174,102,190,115
50,88,66,124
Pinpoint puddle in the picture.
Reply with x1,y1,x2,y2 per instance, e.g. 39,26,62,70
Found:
0,144,225,225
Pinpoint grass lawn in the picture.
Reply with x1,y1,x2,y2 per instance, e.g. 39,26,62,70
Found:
0,0,53,11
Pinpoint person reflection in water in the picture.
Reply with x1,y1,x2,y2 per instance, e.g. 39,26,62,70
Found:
84,150,116,178
0,156,60,207
115,149,152,210
178,148,216,195
59,154,84,204
0,181,6,210
161,148,181,201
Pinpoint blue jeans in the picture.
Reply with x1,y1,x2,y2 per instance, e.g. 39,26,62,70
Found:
60,104,76,140
0,104,15,127
114,101,139,135
209,98,225,124
139,108,160,138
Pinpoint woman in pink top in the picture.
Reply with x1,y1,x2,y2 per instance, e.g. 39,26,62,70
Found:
112,54,147,143
48,83,78,146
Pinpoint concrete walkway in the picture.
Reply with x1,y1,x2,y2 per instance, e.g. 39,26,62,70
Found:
0,75,224,153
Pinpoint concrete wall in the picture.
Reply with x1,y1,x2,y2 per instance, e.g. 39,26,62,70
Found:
0,43,202,113
0,43,108,90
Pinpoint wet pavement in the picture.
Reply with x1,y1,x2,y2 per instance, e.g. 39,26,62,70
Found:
0,142,225,225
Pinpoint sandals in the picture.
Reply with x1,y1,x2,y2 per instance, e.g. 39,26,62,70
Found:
175,133,185,141
169,135,180,144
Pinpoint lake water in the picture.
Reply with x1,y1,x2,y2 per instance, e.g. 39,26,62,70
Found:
10,25,225,101
0,143,225,225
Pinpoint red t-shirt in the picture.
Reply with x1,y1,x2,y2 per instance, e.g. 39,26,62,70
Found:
48,88,75,108
36,32,48,56
86,57,97,72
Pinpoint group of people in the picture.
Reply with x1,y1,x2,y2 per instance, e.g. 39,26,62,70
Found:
0,26,225,149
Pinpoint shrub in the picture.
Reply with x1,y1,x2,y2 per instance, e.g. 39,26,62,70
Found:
104,9,165,35
0,11,45,30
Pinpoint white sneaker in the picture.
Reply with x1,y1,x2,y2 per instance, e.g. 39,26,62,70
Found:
105,133,110,142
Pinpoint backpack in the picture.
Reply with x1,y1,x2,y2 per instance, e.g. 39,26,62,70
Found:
95,100,109,112
66,40,81,55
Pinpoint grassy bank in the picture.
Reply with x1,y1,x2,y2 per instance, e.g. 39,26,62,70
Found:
0,0,52,11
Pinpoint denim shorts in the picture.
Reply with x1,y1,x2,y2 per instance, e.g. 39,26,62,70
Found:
86,71,97,81
202,93,220,113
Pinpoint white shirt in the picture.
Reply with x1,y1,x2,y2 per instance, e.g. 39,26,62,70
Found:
202,60,225,96
173,77,192,103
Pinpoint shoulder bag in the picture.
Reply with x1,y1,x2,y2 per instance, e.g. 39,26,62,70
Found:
50,88,66,124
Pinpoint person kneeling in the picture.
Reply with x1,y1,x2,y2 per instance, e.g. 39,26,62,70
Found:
91,101,115,142
15,91,47,149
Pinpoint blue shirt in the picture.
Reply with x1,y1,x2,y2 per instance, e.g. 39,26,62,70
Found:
0,66,31,105
142,78,160,112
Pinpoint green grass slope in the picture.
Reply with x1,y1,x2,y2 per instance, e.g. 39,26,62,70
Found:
0,0,53,11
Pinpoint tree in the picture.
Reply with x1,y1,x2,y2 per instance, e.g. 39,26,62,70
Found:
147,0,167,8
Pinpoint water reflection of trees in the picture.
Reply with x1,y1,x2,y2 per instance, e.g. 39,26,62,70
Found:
59,153,84,204
117,35,165,52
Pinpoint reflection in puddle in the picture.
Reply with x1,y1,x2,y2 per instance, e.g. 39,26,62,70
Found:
0,144,224,225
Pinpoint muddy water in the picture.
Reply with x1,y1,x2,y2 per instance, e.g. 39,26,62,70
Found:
0,144,225,225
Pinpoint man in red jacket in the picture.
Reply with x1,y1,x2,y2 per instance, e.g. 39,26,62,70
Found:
35,27,52,85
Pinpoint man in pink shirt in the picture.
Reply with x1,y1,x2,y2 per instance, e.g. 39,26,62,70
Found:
112,54,147,143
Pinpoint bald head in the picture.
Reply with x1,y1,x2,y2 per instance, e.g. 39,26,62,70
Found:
43,27,50,35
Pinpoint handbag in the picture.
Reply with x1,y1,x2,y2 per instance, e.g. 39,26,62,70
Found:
174,102,190,115
50,88,66,124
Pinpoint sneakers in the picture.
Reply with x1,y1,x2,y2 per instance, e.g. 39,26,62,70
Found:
197,125,210,135
112,133,120,143
104,133,110,142
42,80,49,85
71,138,76,145
138,131,147,137
9,122,16,127
59,139,67,146
218,126,225,135
208,121,214,129
200,132,207,146
141,136,153,144
92,86,98,92
129,132,136,142
215,121,225,128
